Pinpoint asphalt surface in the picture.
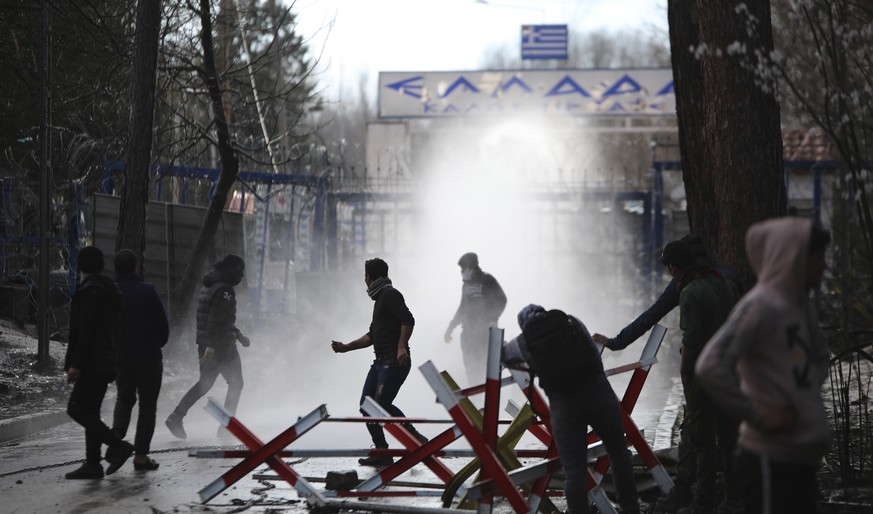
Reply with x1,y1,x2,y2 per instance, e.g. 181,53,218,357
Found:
0,335,683,514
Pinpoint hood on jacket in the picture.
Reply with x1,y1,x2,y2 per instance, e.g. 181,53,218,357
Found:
202,267,242,287
745,217,812,303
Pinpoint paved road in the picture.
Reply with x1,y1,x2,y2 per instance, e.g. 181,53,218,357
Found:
0,338,682,514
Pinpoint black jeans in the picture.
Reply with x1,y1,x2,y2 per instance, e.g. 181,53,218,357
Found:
112,360,163,455
734,450,819,514
460,324,489,385
174,345,243,417
548,376,639,514
67,373,128,465
359,357,413,448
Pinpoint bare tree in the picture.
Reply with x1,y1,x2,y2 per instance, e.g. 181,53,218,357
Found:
116,0,163,267
167,0,244,326
667,0,787,287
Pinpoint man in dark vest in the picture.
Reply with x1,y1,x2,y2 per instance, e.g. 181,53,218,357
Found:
165,254,250,439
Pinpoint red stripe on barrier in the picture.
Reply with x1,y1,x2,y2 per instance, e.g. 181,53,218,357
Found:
443,402,530,513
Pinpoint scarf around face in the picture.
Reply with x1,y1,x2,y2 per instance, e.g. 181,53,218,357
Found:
367,276,392,300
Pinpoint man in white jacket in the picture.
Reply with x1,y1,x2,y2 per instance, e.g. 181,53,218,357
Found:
696,217,831,514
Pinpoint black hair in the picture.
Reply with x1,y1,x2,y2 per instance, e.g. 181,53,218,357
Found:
365,258,389,279
660,240,696,268
114,249,137,275
78,246,105,274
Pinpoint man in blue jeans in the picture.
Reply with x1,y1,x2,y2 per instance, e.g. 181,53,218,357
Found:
331,257,427,466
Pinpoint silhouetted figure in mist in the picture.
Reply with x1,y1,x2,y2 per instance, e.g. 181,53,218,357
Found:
64,246,135,479
444,252,507,385
331,257,427,467
165,255,250,440
111,249,169,470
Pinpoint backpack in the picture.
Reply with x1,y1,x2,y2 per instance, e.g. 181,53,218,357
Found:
522,309,603,393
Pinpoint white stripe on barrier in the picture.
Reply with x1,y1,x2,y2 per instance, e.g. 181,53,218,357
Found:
204,397,233,427
199,478,226,503
420,361,461,409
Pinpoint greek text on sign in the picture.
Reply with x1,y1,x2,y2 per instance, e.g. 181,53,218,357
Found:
378,69,675,119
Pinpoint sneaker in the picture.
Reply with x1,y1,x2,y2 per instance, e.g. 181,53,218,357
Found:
65,462,104,479
654,485,693,513
105,442,135,475
133,456,159,471
358,454,394,467
165,412,186,439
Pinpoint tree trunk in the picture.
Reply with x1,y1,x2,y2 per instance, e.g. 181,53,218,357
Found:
116,0,162,271
668,0,787,288
169,0,241,326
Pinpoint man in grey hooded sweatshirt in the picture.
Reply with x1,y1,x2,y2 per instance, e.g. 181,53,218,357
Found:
696,217,831,514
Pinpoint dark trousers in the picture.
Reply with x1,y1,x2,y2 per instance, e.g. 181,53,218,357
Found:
112,360,163,455
677,378,739,509
67,373,128,465
460,324,489,385
359,357,413,448
548,377,639,514
734,450,818,514
174,345,243,417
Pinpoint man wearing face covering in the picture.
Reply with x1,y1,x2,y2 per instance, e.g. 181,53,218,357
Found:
165,254,250,439
444,252,507,385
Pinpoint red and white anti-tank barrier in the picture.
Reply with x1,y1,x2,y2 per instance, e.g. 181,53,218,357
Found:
192,324,672,514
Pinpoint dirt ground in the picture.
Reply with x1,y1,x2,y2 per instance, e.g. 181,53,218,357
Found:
1,317,871,512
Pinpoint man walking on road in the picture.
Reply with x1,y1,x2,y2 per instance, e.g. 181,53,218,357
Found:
111,249,169,470
444,252,507,385
331,257,427,467
64,246,135,479
165,254,250,439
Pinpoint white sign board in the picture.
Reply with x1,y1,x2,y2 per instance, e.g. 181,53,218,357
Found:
378,69,674,119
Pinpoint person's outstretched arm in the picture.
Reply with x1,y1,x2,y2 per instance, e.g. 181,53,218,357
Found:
594,278,680,351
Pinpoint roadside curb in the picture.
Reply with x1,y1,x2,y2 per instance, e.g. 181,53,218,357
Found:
0,410,71,444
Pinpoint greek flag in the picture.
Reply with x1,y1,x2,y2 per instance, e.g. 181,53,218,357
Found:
521,24,568,60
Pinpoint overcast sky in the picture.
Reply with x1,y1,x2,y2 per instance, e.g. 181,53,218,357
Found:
292,0,669,100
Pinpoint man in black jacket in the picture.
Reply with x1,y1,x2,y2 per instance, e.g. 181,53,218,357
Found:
111,249,169,470
506,304,641,514
165,254,250,439
331,258,427,466
444,252,507,385
64,246,135,479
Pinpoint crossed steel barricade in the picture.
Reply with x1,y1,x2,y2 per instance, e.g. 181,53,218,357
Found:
191,324,672,513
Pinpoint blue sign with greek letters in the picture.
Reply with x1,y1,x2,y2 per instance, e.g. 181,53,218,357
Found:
378,69,675,119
